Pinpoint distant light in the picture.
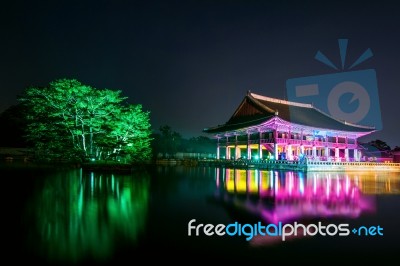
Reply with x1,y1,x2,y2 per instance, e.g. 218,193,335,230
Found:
254,155,259,160
91,158,95,161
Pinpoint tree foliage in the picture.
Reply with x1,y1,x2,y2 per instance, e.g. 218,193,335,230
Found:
18,78,152,162
368,139,391,151
156,125,182,157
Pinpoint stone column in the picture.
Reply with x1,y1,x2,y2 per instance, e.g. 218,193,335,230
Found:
226,136,229,159
235,146,241,159
335,147,339,161
274,129,278,160
325,147,329,161
234,135,239,159
312,146,317,161
287,145,292,160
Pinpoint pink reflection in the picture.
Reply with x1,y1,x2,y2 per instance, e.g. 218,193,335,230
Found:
215,169,377,224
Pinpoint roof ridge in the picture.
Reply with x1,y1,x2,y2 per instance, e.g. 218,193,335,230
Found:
247,93,276,114
249,92,313,108
250,91,376,130
311,105,376,130
203,91,376,134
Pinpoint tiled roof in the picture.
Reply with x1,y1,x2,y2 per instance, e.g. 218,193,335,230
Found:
204,92,375,134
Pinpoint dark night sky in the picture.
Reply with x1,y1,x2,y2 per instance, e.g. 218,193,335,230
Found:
1,0,400,146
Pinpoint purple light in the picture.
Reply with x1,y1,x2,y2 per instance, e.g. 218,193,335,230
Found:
217,168,379,224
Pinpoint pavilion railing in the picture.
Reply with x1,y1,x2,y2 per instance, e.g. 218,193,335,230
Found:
218,138,357,148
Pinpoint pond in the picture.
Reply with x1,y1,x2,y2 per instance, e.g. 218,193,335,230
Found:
2,162,399,264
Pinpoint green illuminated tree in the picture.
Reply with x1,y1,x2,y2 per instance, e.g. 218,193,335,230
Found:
18,78,152,162
97,105,152,162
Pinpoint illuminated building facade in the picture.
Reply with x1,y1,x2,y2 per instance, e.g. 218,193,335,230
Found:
204,92,376,162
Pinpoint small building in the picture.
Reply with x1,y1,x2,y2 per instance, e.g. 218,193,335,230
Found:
203,91,376,162
392,150,400,163
358,143,393,163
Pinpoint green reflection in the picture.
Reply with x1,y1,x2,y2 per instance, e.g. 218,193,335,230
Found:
29,169,149,263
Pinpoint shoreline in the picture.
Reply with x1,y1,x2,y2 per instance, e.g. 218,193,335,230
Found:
2,158,400,173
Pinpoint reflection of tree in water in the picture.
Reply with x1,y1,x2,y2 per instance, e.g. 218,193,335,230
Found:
31,169,149,263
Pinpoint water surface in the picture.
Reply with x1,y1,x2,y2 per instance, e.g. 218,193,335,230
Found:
2,162,400,263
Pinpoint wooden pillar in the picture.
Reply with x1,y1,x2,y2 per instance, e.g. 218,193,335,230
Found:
335,135,339,161
216,137,220,159
354,138,359,161
234,135,239,159
235,146,241,159
226,136,229,159
274,129,278,160
287,145,292,160
312,146,317,160
344,136,348,161
325,146,329,161
247,133,251,159
335,147,339,161
258,131,262,160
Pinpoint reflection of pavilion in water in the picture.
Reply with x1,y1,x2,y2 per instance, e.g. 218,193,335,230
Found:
214,168,399,223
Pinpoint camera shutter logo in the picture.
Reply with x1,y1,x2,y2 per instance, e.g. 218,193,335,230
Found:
286,39,382,129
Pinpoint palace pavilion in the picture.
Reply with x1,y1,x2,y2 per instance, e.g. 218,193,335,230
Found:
203,91,376,162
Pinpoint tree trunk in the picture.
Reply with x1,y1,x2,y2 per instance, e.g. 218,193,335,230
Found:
90,126,93,156
81,122,87,156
